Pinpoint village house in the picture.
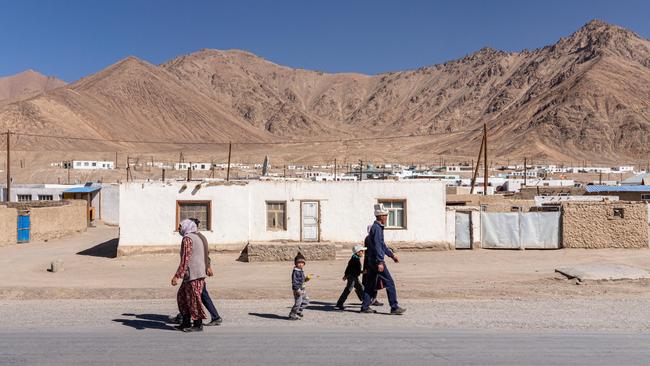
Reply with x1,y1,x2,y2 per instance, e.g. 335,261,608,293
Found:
63,160,115,170
118,180,447,255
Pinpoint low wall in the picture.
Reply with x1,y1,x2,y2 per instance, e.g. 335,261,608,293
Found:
0,206,17,246
29,200,87,241
562,201,649,248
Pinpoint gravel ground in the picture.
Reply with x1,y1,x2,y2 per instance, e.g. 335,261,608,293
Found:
4,298,650,332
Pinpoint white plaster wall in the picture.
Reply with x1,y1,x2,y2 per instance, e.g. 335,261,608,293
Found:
119,180,446,247
445,211,455,245
120,182,251,247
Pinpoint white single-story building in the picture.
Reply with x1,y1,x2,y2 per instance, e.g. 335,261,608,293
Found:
118,180,447,252
66,161,115,170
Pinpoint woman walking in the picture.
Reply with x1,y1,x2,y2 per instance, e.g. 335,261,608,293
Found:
171,219,207,332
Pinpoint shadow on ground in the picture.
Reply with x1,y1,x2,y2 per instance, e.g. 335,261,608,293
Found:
112,313,176,330
248,312,289,320
77,238,119,258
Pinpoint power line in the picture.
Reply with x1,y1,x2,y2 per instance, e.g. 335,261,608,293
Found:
13,127,483,146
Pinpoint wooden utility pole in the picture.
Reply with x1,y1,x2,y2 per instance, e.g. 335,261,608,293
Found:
67,161,71,184
469,130,486,194
226,142,232,181
5,131,11,202
524,157,527,187
162,168,166,182
334,158,337,181
114,152,119,169
483,123,488,196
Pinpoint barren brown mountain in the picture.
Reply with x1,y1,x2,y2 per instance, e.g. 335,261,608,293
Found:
0,70,66,104
1,20,649,163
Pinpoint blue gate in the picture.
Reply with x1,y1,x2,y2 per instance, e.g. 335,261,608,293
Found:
17,211,30,243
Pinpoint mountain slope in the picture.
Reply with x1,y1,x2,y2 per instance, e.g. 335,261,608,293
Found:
0,70,66,103
0,20,648,161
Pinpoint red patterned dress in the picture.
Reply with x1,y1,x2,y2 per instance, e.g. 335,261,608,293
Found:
176,236,206,321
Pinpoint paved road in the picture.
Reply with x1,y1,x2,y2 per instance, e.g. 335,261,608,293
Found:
2,299,650,365
2,327,649,366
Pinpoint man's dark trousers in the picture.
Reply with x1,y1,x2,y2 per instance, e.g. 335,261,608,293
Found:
336,277,364,307
201,284,220,320
361,265,398,311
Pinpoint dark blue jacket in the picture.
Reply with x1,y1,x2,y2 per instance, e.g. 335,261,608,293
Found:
364,221,394,265
292,267,306,291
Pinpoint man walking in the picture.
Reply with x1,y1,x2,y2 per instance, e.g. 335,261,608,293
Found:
360,204,406,315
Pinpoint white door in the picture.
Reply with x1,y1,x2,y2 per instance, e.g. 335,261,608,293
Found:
301,201,319,242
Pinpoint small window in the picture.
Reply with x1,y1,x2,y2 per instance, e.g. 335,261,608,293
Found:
642,194,650,202
84,162,89,166
38,195,53,201
17,194,32,202
559,193,570,197
75,162,81,166
511,206,522,212
176,201,211,231
379,200,406,229
613,208,625,219
92,162,97,167
266,201,286,231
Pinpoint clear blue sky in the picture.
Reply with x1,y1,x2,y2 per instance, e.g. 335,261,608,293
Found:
1,0,648,82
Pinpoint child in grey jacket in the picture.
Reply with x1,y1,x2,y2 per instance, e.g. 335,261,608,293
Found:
289,252,311,320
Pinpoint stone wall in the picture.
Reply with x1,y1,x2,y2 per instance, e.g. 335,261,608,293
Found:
447,194,536,212
29,200,87,241
562,201,649,248
0,205,17,246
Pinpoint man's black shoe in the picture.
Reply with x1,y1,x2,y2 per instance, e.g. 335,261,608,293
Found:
390,307,406,315
360,308,377,314
205,317,223,326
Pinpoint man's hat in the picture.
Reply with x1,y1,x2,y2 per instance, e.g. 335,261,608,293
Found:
374,203,389,217
294,252,306,264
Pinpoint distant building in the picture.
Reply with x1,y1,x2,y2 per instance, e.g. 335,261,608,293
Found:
65,161,114,170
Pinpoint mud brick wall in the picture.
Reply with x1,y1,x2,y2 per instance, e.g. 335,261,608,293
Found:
30,200,87,241
562,201,649,248
0,205,17,246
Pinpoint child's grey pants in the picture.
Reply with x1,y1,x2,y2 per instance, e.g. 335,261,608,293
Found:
290,290,309,315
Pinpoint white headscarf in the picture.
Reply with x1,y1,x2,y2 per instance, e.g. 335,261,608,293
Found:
179,219,198,236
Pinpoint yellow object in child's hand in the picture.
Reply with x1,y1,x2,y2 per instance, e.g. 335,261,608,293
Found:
305,274,313,282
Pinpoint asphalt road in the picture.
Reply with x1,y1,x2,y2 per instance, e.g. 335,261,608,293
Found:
1,328,649,366
2,299,650,365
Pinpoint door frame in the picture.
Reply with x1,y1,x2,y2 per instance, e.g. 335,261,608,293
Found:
299,200,321,242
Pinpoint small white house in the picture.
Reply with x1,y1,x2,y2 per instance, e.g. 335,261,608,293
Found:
118,180,447,251
70,161,114,170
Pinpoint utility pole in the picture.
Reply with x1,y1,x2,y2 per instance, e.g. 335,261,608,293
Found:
226,142,232,181
524,157,527,187
5,131,11,202
470,129,485,194
67,161,71,184
334,158,337,181
162,168,166,182
115,152,119,169
482,123,488,196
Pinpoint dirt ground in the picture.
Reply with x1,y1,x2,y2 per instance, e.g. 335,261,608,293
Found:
2,224,650,301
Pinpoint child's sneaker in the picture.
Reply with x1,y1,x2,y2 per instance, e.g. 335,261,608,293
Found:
288,313,300,321
297,312,304,318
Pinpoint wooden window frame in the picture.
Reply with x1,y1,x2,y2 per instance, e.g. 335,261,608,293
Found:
378,199,407,230
176,200,212,231
38,195,54,201
266,201,287,231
